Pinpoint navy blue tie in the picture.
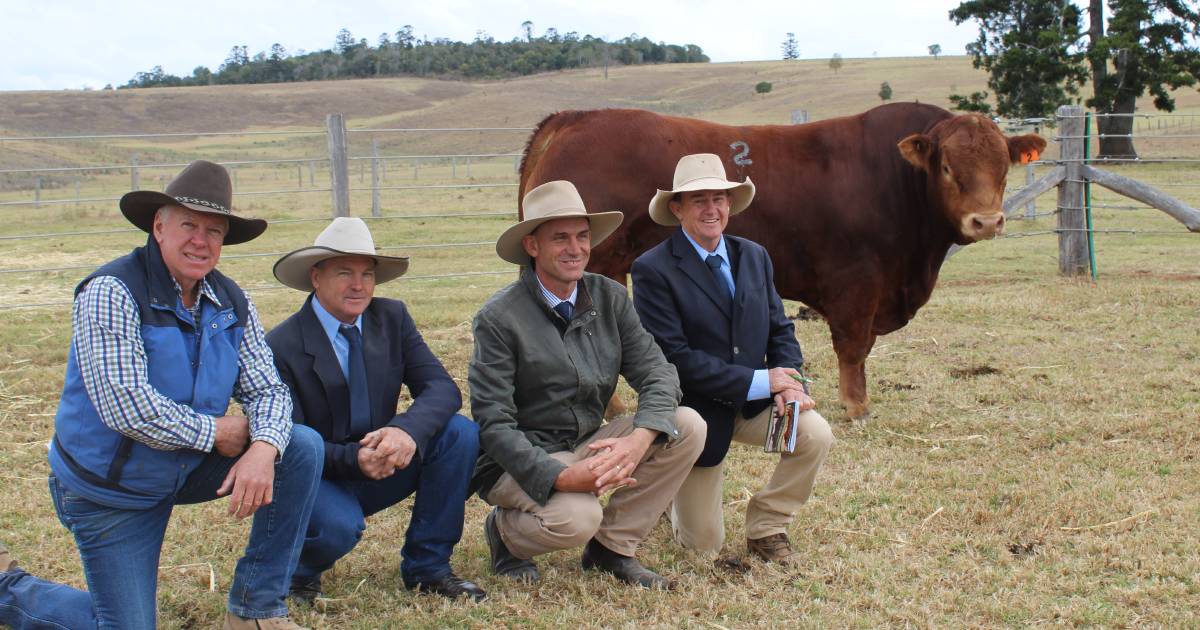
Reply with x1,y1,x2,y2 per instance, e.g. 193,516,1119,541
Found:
339,324,371,437
553,301,574,323
705,254,732,299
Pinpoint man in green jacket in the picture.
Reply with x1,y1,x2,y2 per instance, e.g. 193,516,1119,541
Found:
470,180,705,589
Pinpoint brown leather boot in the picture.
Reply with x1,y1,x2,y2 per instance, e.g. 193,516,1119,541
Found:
747,532,802,567
0,543,17,573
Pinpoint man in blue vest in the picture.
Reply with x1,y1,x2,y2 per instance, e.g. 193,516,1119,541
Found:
0,160,323,630
267,218,485,602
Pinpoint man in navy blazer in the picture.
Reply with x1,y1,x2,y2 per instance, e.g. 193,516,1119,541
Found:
631,154,834,567
266,218,485,602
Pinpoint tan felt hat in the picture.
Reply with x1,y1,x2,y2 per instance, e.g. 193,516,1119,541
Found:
273,217,409,291
496,180,624,265
648,153,755,226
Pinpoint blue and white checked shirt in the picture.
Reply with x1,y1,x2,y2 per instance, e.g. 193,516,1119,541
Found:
71,275,293,455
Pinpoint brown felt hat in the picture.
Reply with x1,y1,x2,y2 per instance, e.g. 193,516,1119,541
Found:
119,160,267,245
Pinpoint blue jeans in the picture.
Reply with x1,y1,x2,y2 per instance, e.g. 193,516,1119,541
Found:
292,415,477,587
0,425,323,630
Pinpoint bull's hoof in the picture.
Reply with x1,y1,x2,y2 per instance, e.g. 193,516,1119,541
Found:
850,411,872,428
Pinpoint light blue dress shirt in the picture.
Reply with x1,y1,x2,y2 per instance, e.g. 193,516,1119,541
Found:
535,274,578,310
679,230,771,402
311,296,363,381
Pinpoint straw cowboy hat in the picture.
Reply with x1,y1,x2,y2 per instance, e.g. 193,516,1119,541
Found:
272,217,410,291
648,153,756,226
495,180,624,265
119,160,267,245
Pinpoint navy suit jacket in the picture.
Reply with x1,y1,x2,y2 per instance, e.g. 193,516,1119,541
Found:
267,295,462,480
632,230,804,467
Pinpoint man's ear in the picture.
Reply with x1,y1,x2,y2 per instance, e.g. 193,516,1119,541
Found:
897,134,934,171
1007,134,1048,164
521,233,538,258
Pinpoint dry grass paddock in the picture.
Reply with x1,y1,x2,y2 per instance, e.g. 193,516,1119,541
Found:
1,57,1199,628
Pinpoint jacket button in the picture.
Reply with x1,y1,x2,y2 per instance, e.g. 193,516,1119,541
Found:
211,323,218,329
733,346,740,355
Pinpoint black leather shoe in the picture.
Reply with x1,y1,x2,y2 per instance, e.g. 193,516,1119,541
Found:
581,538,670,589
485,508,540,582
288,575,322,604
407,574,487,602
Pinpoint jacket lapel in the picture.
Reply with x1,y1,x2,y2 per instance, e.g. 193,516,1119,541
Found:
300,295,352,440
670,229,732,319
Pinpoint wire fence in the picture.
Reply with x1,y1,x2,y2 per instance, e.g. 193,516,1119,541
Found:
1,110,1197,309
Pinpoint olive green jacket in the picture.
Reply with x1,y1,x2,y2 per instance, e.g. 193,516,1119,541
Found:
469,268,682,505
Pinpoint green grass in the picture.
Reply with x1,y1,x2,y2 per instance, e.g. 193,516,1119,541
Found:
2,58,1200,628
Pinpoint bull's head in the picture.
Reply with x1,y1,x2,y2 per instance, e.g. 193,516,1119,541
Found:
898,114,1046,244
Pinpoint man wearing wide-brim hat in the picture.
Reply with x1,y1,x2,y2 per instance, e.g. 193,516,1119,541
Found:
266,217,485,603
469,179,706,589
631,153,834,568
0,160,323,630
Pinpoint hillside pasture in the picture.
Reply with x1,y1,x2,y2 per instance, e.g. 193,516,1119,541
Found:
1,58,1199,627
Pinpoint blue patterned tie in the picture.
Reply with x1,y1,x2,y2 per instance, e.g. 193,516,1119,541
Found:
338,324,371,437
553,301,574,323
705,254,732,299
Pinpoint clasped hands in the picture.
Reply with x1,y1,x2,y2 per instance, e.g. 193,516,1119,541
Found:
767,366,817,418
356,426,418,480
555,427,657,496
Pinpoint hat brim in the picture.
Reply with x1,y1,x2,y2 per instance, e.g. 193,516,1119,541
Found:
120,190,267,245
496,211,625,265
647,178,755,226
272,246,411,291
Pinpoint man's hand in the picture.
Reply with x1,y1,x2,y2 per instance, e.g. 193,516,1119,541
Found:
554,459,605,494
213,415,250,457
774,388,817,419
767,367,808,396
587,428,658,494
216,441,277,519
359,426,417,470
357,446,395,480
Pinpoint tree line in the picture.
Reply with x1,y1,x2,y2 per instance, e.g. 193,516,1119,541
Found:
121,25,708,89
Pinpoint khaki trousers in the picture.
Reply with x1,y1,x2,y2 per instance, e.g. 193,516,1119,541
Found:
671,405,833,554
486,407,705,559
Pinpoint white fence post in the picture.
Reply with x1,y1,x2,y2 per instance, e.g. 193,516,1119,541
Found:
326,113,350,218
1056,106,1089,276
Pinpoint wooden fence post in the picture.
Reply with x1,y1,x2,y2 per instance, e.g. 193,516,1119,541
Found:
371,138,382,217
326,113,350,218
1056,105,1089,276
34,177,41,208
131,153,140,191
308,161,316,186
74,179,81,208
1024,162,1036,219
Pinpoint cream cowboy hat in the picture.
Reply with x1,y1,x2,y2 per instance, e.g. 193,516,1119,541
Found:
648,153,756,226
273,217,410,291
496,180,624,265
120,160,267,245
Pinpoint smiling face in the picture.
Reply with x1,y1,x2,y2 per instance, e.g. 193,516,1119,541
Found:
153,205,227,299
522,216,591,299
309,255,377,324
670,189,730,251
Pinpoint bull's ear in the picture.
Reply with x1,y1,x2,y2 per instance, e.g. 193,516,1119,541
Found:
897,134,933,170
1008,134,1048,164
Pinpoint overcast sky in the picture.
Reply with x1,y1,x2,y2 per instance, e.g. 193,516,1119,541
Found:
2,0,988,91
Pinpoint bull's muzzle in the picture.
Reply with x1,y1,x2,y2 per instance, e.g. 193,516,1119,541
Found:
961,212,1005,240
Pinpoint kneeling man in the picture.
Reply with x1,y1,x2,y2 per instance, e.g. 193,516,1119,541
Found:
470,180,705,589
632,154,834,566
267,217,484,602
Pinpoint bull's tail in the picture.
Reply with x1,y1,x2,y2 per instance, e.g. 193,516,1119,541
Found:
517,110,592,218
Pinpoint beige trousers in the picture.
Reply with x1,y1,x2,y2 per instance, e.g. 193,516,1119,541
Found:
671,405,833,554
486,407,706,559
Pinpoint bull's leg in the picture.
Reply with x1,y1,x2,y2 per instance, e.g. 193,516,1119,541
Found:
830,327,876,423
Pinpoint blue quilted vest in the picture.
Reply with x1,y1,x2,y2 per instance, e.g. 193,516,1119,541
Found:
49,236,249,509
